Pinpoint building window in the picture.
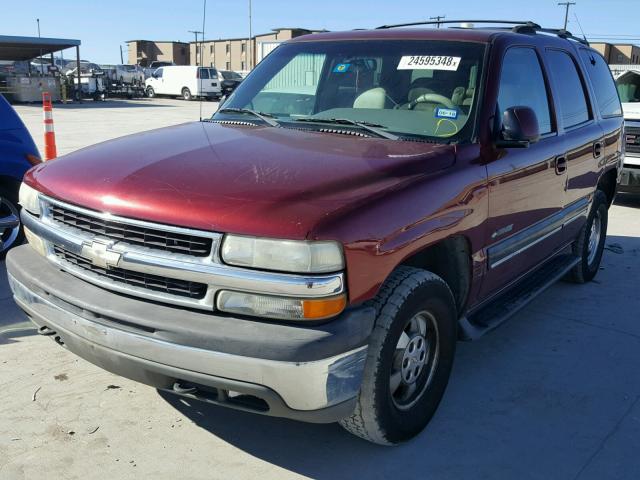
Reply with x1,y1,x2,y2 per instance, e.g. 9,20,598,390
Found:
241,43,246,53
196,46,200,55
226,44,230,54
210,45,214,54
241,61,246,70
226,61,231,70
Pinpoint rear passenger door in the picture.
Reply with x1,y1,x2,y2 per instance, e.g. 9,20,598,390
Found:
481,46,567,297
543,48,604,242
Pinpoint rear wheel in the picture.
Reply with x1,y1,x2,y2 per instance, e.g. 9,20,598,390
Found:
340,267,457,445
568,190,608,283
146,86,155,98
0,184,23,259
182,87,192,101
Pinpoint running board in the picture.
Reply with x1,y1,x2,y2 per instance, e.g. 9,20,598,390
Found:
459,254,581,341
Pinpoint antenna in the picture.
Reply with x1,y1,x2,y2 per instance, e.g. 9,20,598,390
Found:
198,0,207,122
573,12,587,43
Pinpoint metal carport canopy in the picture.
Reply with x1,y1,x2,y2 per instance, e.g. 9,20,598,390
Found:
0,35,81,61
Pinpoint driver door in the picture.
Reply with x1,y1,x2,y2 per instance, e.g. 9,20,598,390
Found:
481,46,567,297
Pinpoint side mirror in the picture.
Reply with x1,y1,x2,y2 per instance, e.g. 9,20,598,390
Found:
496,106,540,148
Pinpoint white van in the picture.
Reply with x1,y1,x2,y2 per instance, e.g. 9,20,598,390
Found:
145,66,222,100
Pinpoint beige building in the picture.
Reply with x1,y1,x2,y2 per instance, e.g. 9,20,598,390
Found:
126,40,190,67
591,42,640,65
190,28,322,72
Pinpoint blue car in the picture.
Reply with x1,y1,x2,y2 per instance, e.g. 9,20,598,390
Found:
0,93,41,258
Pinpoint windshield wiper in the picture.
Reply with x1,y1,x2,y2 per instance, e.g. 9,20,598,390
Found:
217,108,280,127
293,117,399,140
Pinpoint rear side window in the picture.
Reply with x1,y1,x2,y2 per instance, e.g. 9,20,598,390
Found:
579,49,622,117
199,68,210,79
545,50,590,128
498,47,552,135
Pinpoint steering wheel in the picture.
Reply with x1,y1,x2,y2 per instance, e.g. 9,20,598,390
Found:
408,93,455,110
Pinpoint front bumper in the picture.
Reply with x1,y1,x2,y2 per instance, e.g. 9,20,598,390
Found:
7,245,374,423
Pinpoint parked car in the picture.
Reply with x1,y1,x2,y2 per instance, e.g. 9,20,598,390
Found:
8,22,623,445
143,61,176,79
615,69,640,194
102,64,145,86
145,66,221,100
0,94,40,258
219,70,243,95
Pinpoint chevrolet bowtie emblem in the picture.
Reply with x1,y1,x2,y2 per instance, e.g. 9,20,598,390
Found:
81,238,122,269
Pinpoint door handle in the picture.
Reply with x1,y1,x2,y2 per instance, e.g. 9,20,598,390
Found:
593,141,603,159
555,155,567,175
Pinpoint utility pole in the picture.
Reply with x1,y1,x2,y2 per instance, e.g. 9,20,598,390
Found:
248,0,253,70
37,18,44,75
189,30,203,65
430,15,446,29
558,2,576,30
119,45,124,64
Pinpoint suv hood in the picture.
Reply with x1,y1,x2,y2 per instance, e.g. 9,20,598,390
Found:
26,121,455,239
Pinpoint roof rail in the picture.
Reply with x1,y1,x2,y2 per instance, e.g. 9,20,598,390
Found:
376,19,538,30
374,19,590,46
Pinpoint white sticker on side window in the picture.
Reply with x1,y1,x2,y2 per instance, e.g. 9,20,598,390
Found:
397,56,461,71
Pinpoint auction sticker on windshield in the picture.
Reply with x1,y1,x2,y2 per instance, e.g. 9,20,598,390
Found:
398,56,461,71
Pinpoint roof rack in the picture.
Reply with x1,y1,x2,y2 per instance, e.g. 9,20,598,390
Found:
375,19,590,46
376,19,538,30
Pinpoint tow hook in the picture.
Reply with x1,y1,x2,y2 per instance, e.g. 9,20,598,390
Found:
172,382,198,395
37,326,56,336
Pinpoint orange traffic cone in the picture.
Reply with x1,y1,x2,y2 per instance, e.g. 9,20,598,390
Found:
42,92,58,160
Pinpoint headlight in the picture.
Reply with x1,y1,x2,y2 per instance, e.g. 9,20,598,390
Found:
221,235,344,273
18,182,41,215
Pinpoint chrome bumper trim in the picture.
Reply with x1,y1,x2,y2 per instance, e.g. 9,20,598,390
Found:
9,275,366,411
22,200,345,310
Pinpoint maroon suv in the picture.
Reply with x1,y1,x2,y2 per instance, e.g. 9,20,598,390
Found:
8,21,623,445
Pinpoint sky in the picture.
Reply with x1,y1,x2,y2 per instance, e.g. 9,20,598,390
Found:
2,0,639,64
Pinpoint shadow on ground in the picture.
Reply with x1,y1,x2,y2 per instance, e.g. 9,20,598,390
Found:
159,234,640,480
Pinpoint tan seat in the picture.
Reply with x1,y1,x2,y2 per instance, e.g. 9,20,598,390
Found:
353,87,387,109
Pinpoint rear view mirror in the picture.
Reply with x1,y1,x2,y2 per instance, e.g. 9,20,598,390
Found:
496,106,540,148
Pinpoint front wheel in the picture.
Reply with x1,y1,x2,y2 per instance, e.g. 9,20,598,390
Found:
146,87,155,98
568,190,608,283
0,184,24,259
182,87,192,101
340,267,457,445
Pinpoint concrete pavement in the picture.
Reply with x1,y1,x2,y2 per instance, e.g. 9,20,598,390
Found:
1,99,639,479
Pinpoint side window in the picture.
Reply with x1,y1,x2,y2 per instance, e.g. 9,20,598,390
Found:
498,48,553,135
579,49,623,117
199,68,210,79
545,50,590,128
155,68,163,78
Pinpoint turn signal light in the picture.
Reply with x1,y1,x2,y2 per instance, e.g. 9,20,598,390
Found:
302,295,347,320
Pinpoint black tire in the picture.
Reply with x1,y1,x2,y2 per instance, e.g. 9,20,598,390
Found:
340,266,457,445
0,183,24,260
568,190,608,283
146,87,155,98
182,88,192,101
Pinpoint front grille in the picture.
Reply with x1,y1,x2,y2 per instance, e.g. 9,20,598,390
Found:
54,245,208,299
50,204,212,257
626,126,640,154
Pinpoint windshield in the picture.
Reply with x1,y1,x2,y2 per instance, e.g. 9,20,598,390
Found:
216,40,486,142
222,71,242,80
617,72,640,103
